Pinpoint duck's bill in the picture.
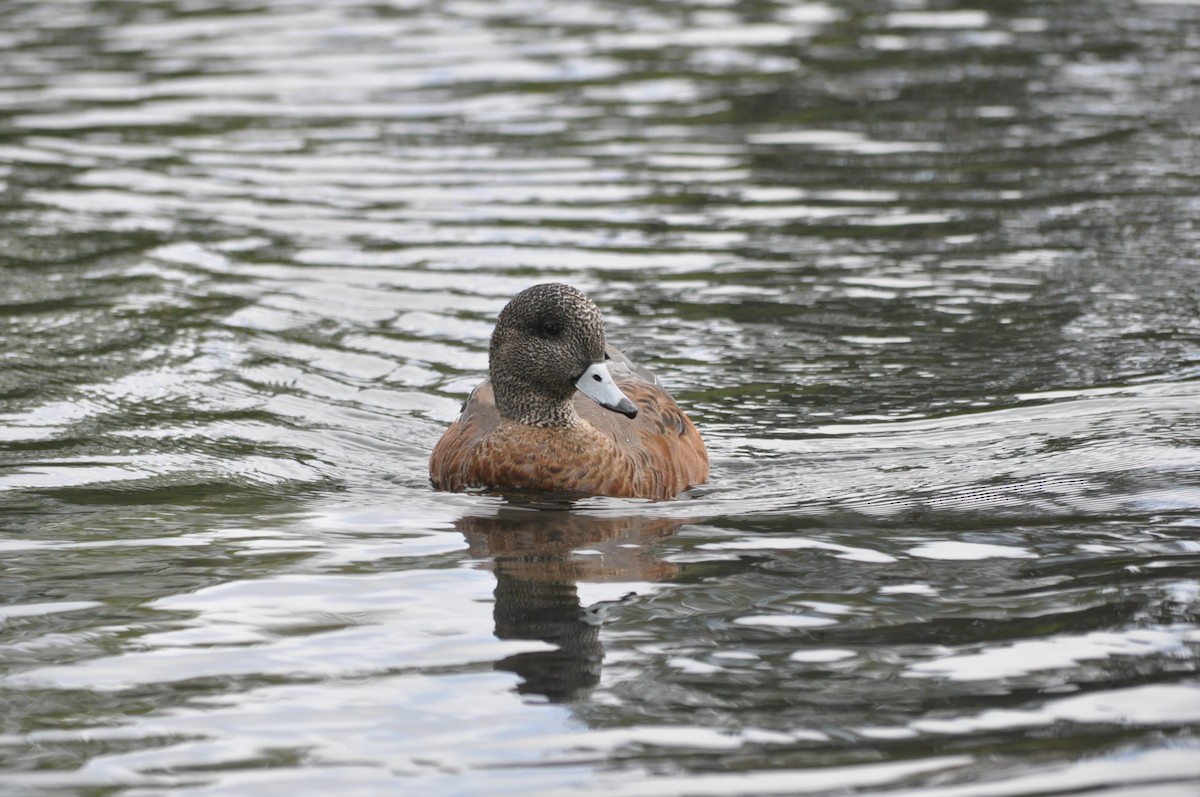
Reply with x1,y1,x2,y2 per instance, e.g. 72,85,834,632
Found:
576,362,638,419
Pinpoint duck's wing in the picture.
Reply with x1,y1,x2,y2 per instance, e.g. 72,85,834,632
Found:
429,380,504,491
602,342,660,386
574,344,708,499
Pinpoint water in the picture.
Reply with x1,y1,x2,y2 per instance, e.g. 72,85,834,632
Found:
2,0,1199,794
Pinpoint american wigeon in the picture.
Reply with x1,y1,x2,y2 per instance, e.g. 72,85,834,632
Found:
430,283,708,500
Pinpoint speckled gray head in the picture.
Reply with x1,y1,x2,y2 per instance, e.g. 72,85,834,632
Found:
489,283,638,427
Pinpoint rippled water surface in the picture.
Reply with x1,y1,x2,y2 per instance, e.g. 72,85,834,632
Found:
3,0,1200,794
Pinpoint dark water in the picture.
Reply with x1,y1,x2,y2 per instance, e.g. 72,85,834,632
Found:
2,0,1199,794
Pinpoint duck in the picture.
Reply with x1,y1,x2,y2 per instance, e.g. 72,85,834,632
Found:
430,283,708,501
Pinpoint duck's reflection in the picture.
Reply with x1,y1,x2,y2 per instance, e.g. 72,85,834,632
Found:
458,508,687,702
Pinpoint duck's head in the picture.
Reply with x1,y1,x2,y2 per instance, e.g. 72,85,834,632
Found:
489,283,638,427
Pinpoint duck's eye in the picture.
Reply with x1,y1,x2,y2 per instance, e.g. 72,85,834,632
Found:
541,321,562,337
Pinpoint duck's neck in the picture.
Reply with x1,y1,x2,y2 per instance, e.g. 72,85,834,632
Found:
492,380,581,428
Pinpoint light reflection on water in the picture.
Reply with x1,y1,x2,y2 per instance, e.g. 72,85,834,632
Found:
2,0,1200,794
